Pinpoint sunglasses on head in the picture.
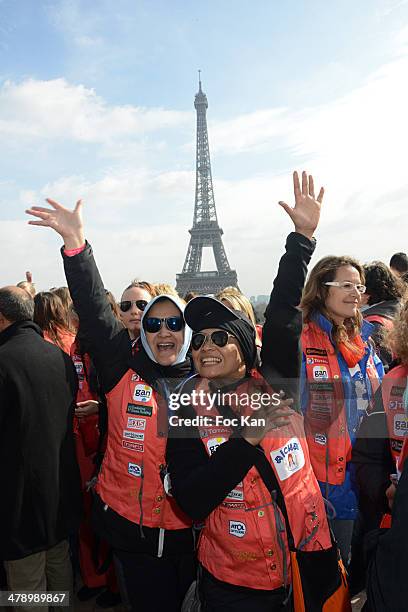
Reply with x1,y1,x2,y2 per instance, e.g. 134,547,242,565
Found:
191,330,235,351
119,300,148,313
143,316,184,333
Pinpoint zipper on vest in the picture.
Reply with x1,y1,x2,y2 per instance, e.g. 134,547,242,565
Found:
138,460,146,539
157,528,165,558
256,480,287,590
271,491,289,589
157,482,168,558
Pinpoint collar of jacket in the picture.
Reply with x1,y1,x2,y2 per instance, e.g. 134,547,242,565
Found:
0,320,43,347
310,311,374,344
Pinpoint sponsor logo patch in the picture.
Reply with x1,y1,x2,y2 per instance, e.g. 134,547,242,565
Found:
314,433,327,445
225,483,244,501
393,414,408,437
133,384,152,403
229,520,246,538
389,400,404,411
313,365,329,380
222,502,246,510
128,462,142,477
270,438,305,481
207,437,227,455
391,439,403,453
123,430,145,441
127,417,146,430
74,362,84,375
126,403,153,417
306,348,328,357
391,386,406,398
122,440,144,452
131,373,141,382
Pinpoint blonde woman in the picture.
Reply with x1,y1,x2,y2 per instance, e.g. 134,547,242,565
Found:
217,287,262,347
300,256,384,563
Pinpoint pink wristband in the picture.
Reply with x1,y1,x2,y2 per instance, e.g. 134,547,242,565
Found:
64,243,86,257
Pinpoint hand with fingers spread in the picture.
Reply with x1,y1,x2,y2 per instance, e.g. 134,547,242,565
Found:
26,199,85,250
242,394,294,447
279,170,324,241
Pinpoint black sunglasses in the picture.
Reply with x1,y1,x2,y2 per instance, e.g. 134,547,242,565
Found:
144,316,184,333
191,330,234,351
119,300,148,313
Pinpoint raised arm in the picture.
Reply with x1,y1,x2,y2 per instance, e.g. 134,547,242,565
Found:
260,171,323,391
26,199,127,388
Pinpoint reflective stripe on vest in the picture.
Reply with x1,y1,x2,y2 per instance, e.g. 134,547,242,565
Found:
96,369,191,530
302,321,380,486
197,377,331,591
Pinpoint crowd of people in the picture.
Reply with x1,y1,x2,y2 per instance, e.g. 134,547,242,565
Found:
0,170,407,611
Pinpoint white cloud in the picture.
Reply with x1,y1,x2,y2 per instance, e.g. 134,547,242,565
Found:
0,78,191,145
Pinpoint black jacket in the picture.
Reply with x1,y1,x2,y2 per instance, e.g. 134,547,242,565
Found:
0,321,82,560
352,385,397,531
363,299,401,370
166,232,316,521
366,457,408,611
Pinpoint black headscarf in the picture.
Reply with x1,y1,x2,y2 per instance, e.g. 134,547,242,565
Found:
184,296,257,372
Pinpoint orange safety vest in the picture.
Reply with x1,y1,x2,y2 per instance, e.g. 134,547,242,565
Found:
382,364,408,465
197,377,331,591
96,369,191,531
302,321,380,486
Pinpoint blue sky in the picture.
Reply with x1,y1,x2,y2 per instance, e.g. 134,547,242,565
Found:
1,0,407,297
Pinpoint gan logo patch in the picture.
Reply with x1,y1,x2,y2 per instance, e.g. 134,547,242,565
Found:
133,384,152,403
126,403,153,417
313,365,329,380
270,438,305,481
229,520,246,538
207,437,227,455
393,414,408,437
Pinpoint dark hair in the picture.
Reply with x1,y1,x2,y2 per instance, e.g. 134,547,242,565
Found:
183,291,197,303
0,288,34,322
390,252,408,274
105,290,122,322
34,292,71,350
363,261,405,305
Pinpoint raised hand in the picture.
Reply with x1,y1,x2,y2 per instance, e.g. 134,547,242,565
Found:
26,199,85,250
278,170,324,240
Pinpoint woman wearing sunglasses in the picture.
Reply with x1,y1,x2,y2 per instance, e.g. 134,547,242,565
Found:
26,201,195,612
166,172,334,611
299,256,384,566
118,280,155,343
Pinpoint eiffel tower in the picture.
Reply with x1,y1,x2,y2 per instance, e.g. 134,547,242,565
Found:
176,75,238,296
